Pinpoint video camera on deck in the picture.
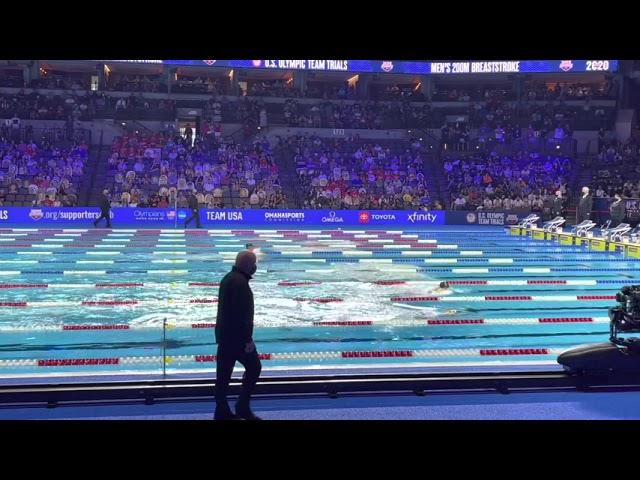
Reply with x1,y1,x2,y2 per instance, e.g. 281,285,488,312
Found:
558,285,640,374
609,285,640,347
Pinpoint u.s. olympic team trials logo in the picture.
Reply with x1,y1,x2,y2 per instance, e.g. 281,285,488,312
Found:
358,211,371,224
29,209,44,221
252,60,262,67
559,60,574,72
203,60,216,66
466,212,477,224
381,61,394,72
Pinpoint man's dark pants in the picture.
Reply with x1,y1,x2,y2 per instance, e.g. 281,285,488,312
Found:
185,208,201,228
94,210,111,228
215,343,262,411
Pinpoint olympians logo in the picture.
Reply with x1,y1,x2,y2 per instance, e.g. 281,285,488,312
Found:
381,61,394,72
29,209,44,221
203,60,216,66
321,211,344,223
559,60,574,72
358,211,371,224
466,213,477,224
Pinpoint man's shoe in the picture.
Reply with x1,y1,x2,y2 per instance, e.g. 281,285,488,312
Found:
235,406,262,421
214,409,242,421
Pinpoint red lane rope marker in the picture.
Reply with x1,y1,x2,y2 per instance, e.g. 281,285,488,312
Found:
0,284,48,289
391,296,440,302
188,282,220,287
576,295,616,300
38,358,119,366
195,353,272,362
313,321,374,326
95,283,144,288
480,348,549,356
189,299,218,303
0,302,27,307
428,319,485,325
527,280,568,284
278,281,323,287
373,280,407,286
63,325,130,330
81,301,138,306
538,317,593,323
195,355,216,362
484,296,532,301
448,280,488,285
191,323,216,328
293,297,344,303
342,350,413,358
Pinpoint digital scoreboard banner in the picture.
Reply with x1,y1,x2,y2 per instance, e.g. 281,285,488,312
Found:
0,207,544,229
106,59,619,74
0,207,532,227
0,207,446,227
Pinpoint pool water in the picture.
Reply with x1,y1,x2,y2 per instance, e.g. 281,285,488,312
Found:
0,226,633,378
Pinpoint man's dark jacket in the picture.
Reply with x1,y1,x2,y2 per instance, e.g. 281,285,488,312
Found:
99,194,110,213
577,194,593,220
611,199,625,222
552,196,564,216
188,192,199,210
215,266,254,346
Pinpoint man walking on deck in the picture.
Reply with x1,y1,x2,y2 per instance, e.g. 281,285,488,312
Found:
184,189,202,229
214,250,262,420
93,189,112,228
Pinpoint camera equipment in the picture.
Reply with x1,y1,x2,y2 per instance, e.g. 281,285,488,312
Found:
558,285,640,374
609,285,640,347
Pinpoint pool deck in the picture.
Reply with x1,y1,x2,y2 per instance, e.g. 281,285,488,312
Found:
2,388,640,420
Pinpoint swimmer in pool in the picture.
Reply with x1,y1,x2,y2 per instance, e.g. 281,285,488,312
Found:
433,281,452,295
246,242,263,260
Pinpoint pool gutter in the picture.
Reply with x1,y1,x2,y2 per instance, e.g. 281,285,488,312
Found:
2,370,640,407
